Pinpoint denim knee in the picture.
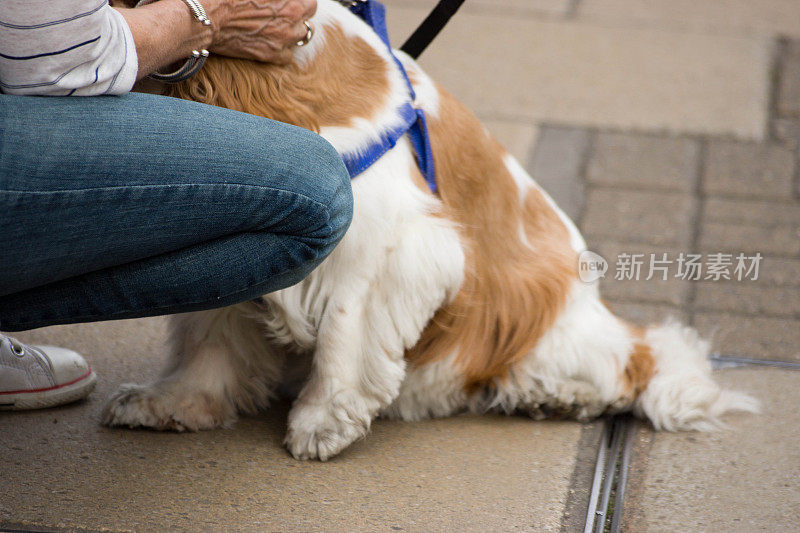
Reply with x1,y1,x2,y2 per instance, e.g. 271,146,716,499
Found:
315,140,354,250
265,130,352,256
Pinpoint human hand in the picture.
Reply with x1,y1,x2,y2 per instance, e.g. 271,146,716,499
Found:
204,0,317,64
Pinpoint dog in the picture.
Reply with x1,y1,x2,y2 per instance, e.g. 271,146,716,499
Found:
102,0,757,460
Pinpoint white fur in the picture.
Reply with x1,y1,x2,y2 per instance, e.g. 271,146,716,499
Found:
103,0,757,460
636,322,759,431
395,51,441,119
280,143,465,459
102,304,283,431
383,350,468,421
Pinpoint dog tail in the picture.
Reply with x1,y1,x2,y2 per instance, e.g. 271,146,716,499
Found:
627,320,759,431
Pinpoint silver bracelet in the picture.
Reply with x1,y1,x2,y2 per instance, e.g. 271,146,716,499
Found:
181,0,212,26
136,0,212,83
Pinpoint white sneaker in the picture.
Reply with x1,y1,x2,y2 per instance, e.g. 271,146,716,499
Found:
0,335,97,410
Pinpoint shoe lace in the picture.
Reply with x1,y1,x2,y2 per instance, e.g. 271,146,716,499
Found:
1,334,25,356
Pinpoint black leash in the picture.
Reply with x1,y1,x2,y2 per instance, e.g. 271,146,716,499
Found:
399,0,466,59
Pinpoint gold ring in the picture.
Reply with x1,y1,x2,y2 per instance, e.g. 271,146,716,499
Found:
296,20,314,47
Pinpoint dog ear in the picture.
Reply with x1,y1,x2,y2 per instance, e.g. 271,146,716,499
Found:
164,23,393,134
165,56,324,132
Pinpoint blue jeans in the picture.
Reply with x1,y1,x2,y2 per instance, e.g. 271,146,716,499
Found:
0,92,352,331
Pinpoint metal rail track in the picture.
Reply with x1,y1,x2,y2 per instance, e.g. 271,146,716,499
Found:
710,353,800,370
583,415,635,533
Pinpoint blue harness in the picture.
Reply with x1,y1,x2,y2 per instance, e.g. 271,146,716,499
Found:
342,0,437,193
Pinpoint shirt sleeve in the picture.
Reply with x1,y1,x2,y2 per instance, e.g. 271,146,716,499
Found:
0,0,138,96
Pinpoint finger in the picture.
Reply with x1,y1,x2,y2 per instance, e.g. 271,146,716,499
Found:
280,0,313,26
301,0,318,20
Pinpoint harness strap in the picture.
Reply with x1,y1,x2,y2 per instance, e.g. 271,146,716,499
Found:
344,0,437,193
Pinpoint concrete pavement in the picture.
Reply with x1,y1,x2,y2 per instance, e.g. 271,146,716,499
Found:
2,319,580,532
4,0,800,530
622,368,800,532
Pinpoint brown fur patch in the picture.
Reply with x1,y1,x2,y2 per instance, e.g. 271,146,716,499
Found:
405,87,578,390
165,23,390,132
623,339,656,398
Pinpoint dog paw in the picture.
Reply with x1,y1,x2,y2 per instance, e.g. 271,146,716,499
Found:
101,383,235,431
285,390,373,461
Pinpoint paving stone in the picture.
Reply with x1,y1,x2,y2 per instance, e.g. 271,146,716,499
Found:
586,133,699,192
699,198,800,256
387,0,571,17
581,189,695,247
604,299,687,326
699,225,800,257
578,0,800,38
703,196,800,226
771,117,800,145
626,368,800,531
694,312,800,361
384,6,772,139
2,319,582,532
480,118,539,165
777,40,800,118
528,126,590,221
694,281,800,318
750,256,800,286
703,140,796,199
586,241,694,307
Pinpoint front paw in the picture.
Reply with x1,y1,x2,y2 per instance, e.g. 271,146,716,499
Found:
101,383,235,431
285,391,374,461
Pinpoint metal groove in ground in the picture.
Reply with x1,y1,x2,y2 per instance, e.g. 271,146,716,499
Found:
710,354,800,370
595,418,623,533
609,420,635,532
583,415,636,533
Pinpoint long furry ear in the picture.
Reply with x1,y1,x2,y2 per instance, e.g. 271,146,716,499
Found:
165,23,392,134
166,57,323,132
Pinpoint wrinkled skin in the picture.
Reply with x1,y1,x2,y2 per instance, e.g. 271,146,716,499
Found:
207,0,317,64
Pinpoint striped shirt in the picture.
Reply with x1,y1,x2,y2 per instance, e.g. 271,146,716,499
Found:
0,0,137,96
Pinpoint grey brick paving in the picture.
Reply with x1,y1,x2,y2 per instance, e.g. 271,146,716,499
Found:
699,186,800,257
586,132,699,192
771,117,800,145
750,256,800,286
703,140,796,199
694,282,800,318
703,197,800,226
694,312,800,362
527,125,590,221
777,40,800,119
588,240,693,307
698,222,800,256
577,132,799,364
581,189,695,247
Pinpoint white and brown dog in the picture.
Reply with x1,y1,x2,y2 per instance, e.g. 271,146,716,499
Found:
102,0,757,460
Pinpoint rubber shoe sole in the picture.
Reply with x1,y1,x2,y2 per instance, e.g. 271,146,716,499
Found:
0,368,97,410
